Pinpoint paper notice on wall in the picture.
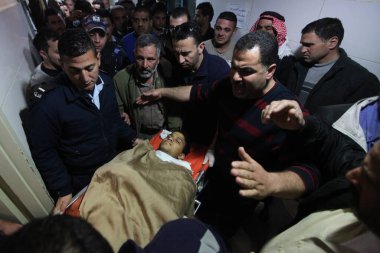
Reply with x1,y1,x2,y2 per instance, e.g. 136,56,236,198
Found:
227,2,251,29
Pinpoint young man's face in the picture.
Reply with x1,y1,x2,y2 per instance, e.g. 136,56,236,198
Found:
158,132,186,159
214,18,236,47
60,50,100,91
132,11,151,36
64,0,74,12
152,11,166,32
44,39,61,69
194,9,207,27
346,140,380,236
47,14,66,35
134,44,159,79
88,29,108,52
173,37,204,71
300,32,330,64
111,8,127,32
230,47,275,99
102,17,114,39
169,14,188,30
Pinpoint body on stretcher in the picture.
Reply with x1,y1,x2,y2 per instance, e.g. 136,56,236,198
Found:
65,130,210,217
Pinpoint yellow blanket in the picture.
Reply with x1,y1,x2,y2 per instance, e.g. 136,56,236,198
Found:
79,141,196,252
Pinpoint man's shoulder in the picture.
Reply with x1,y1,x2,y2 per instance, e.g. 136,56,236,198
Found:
30,64,55,87
113,65,133,82
28,78,67,109
338,52,373,74
122,32,136,43
203,39,213,49
266,82,298,100
204,52,230,72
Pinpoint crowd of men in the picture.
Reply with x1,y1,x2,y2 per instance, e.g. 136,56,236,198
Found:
3,0,380,252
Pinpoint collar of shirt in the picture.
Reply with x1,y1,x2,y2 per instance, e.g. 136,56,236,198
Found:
87,76,104,110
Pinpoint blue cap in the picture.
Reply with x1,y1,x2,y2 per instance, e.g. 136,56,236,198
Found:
82,14,106,34
118,218,229,253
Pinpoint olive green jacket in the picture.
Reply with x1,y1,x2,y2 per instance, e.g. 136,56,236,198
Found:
114,65,182,135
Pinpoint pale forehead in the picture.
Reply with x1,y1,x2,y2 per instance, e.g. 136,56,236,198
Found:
215,18,235,28
232,47,261,66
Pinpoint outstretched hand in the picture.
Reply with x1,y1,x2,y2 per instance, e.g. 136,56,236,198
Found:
261,100,305,130
52,193,72,215
230,147,275,200
135,89,162,105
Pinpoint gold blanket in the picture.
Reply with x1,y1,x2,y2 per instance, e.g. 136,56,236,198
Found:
79,141,196,252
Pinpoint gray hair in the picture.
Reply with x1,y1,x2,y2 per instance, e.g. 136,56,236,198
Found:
134,34,161,57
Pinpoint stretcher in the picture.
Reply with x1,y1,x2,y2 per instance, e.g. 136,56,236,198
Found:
65,130,210,217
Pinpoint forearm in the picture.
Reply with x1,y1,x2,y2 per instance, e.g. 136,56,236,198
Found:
270,171,306,199
160,85,192,102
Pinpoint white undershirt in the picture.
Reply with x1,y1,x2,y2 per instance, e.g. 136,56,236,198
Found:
155,150,192,172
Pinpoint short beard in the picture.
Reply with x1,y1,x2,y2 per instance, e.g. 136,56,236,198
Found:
137,64,158,79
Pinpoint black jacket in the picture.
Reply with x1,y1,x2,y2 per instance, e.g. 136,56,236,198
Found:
276,49,380,114
286,116,366,220
27,73,136,199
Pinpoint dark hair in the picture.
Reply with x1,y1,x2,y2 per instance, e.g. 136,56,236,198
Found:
93,0,105,9
133,5,151,18
58,28,97,58
74,0,94,15
170,7,190,21
302,17,344,46
33,28,60,52
171,21,202,45
115,0,135,9
378,95,380,120
135,34,161,56
44,7,64,24
235,31,278,68
2,215,113,253
96,8,112,22
217,11,237,25
260,11,285,22
178,130,191,155
196,2,214,22
110,4,126,15
151,2,167,16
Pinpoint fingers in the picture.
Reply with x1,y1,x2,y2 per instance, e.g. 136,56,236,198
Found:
239,188,265,200
236,147,255,164
52,194,72,215
261,100,299,123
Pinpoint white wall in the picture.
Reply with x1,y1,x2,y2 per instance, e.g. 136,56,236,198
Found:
0,0,53,222
196,0,380,79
